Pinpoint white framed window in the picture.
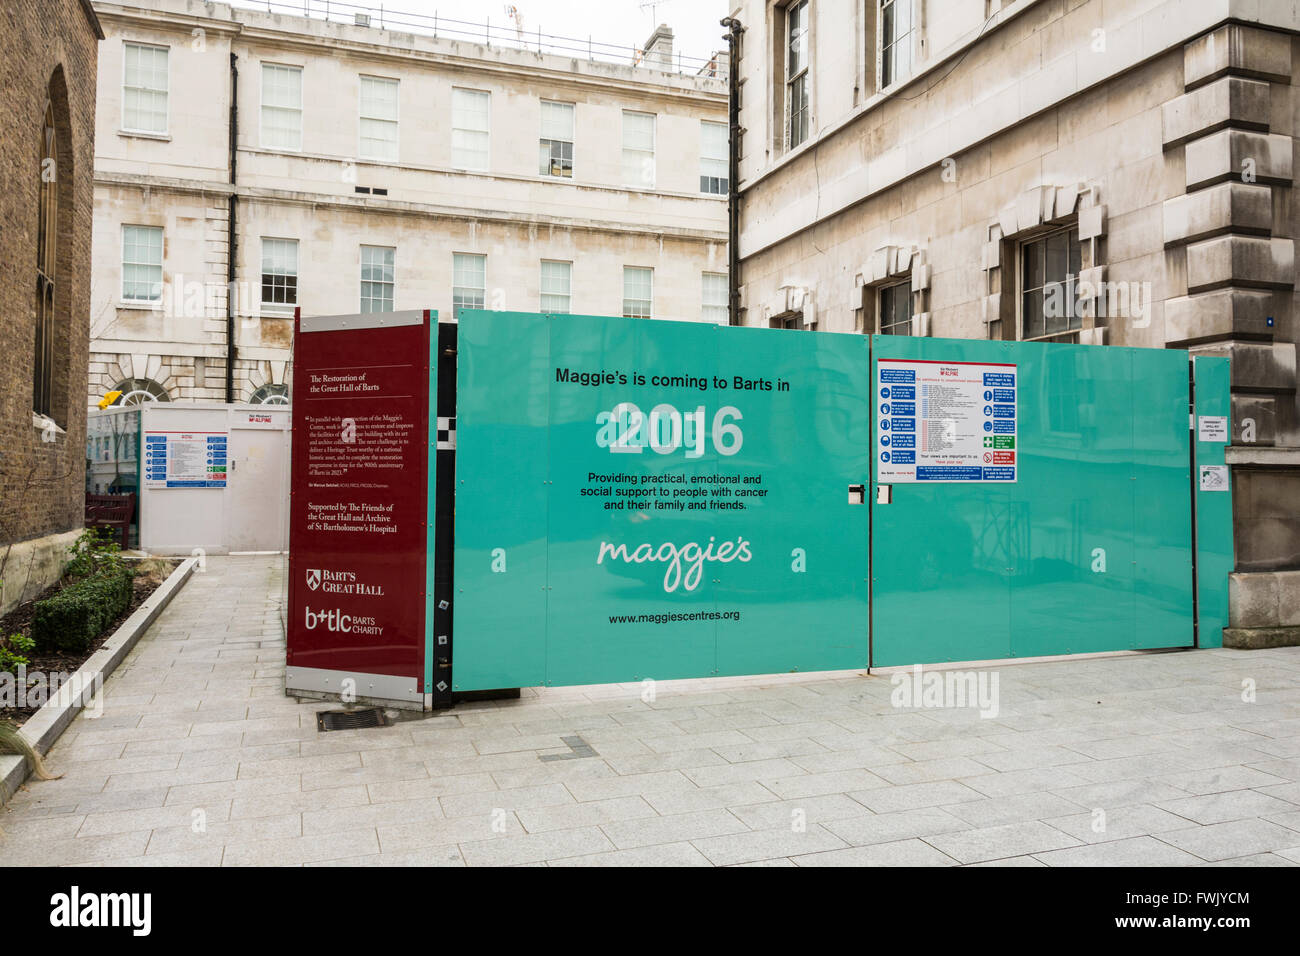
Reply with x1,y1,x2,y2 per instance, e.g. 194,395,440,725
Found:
452,88,491,171
785,0,810,149
360,244,394,313
623,267,653,319
539,100,574,178
622,111,655,187
879,279,912,335
702,272,728,324
260,238,298,312
358,75,399,162
540,260,572,313
700,121,728,195
1020,226,1082,340
250,384,290,405
261,63,303,150
879,0,914,88
122,42,169,134
452,253,487,318
121,225,163,301
112,377,171,405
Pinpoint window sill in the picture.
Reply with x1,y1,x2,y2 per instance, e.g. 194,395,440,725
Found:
118,301,163,311
259,305,296,318
1021,331,1081,344
32,412,65,439
119,129,171,142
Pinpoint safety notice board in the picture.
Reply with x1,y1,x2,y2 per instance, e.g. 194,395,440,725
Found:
876,358,1018,483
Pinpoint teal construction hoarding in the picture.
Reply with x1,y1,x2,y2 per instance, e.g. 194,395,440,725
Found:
452,310,1232,690
454,312,870,690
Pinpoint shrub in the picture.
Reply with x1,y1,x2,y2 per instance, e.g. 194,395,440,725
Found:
64,528,127,581
31,567,134,654
0,634,35,674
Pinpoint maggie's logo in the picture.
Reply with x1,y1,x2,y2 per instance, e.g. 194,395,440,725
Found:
596,536,752,593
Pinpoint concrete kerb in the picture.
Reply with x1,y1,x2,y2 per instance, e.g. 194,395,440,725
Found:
0,555,199,806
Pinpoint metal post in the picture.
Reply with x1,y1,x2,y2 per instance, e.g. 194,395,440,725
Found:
721,17,743,327
226,52,240,402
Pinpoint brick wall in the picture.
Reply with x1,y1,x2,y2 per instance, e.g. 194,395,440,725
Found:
0,0,101,550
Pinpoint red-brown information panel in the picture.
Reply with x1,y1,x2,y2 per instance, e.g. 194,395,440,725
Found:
287,311,431,688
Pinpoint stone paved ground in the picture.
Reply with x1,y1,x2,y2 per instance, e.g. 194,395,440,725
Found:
2,555,1300,866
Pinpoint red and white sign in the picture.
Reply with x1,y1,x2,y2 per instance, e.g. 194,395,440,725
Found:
287,313,431,683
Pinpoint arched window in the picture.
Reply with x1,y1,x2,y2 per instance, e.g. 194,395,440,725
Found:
249,384,289,405
33,98,57,418
111,377,171,405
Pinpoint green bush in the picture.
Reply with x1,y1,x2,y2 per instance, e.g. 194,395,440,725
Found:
32,567,135,654
65,528,127,580
0,634,35,674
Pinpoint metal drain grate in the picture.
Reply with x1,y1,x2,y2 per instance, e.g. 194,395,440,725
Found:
316,707,389,732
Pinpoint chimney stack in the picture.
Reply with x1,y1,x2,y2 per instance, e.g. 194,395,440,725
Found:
642,24,674,70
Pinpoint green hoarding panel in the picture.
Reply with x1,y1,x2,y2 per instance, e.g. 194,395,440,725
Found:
869,336,1194,666
452,311,550,690
1131,347,1196,650
1193,356,1233,648
1008,344,1137,657
454,312,870,689
870,337,1016,665
712,326,870,677
544,314,722,685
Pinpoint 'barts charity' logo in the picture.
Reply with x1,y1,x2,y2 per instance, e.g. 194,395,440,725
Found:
596,536,752,593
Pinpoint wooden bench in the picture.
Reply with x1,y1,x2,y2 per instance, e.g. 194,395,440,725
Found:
85,492,136,550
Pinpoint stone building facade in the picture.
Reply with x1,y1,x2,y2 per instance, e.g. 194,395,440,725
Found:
0,0,102,613
89,0,729,406
729,0,1300,639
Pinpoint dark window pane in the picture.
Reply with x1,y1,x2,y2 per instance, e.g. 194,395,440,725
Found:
1043,281,1069,335
1023,290,1044,339
1023,240,1043,291
1045,231,1068,283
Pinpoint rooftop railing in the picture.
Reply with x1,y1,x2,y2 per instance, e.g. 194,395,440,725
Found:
227,0,729,79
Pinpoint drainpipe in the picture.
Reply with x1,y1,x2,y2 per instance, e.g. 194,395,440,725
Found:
225,52,238,403
721,17,743,326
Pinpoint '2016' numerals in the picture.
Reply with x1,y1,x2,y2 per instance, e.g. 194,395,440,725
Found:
596,403,743,457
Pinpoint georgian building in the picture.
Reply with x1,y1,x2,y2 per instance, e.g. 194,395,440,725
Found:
729,0,1300,639
89,0,729,405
